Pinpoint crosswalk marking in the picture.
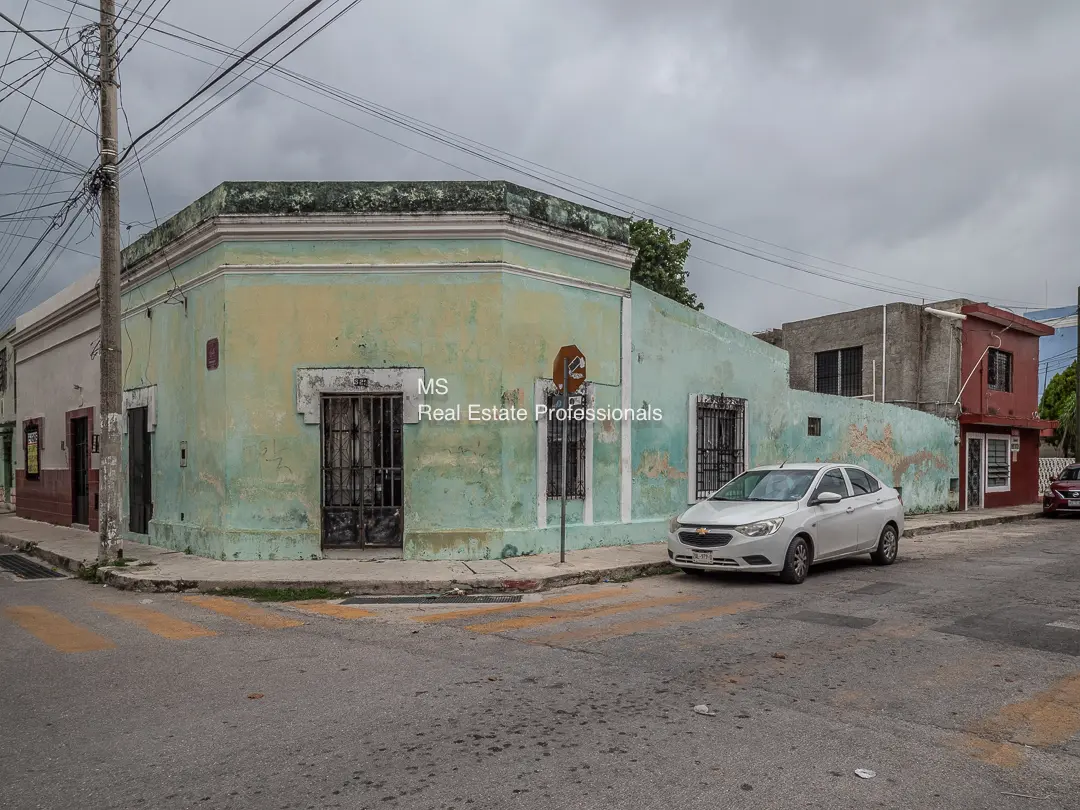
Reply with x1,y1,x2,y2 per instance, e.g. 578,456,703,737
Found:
291,602,376,619
3,605,116,653
532,600,764,645
181,595,305,629
412,587,628,624
95,602,217,640
464,595,696,634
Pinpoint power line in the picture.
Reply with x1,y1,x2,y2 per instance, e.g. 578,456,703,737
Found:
125,0,363,170
30,0,1042,311
0,0,31,87
117,0,173,60
117,0,329,164
107,10,1038,310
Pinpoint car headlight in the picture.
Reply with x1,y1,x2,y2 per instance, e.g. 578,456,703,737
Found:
735,517,784,537
668,515,682,533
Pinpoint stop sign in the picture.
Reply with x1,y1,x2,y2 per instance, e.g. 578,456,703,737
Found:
553,345,586,394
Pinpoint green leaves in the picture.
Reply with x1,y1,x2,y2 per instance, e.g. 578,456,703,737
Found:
629,218,703,311
1039,360,1077,455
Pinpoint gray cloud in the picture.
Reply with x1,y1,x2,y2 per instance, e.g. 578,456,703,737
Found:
2,0,1078,333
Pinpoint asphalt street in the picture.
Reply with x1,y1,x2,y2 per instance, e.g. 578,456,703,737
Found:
2,518,1079,810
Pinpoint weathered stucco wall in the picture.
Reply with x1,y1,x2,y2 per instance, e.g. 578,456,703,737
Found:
119,246,230,556
631,283,958,525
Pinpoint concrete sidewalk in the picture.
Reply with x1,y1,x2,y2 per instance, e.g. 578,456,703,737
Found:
0,505,1044,595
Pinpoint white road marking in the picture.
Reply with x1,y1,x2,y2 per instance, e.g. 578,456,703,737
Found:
1047,620,1080,631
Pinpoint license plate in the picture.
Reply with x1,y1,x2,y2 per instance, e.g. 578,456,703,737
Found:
1069,500,1080,507
692,550,712,564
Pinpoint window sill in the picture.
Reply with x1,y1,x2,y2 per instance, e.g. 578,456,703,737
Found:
985,484,1011,493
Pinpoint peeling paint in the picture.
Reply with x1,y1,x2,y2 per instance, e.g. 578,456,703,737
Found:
636,450,688,480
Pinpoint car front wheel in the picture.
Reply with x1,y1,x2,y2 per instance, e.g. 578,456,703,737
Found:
778,536,810,584
870,524,899,565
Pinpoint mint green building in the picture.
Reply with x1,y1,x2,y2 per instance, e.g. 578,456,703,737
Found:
14,181,958,560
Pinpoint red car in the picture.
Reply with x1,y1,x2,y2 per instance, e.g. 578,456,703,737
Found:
1043,464,1080,516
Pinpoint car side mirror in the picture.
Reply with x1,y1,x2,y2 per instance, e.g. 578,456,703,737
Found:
810,491,843,506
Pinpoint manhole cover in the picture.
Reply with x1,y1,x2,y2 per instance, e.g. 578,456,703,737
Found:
0,554,66,580
341,594,522,605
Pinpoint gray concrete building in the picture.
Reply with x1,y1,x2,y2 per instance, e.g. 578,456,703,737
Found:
754,299,971,421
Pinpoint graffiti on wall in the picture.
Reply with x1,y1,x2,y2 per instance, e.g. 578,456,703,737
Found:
839,424,950,487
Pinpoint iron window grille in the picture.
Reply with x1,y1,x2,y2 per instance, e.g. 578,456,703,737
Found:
0,347,6,394
546,392,586,499
986,437,1010,489
695,394,746,500
987,348,1012,392
815,346,863,397
807,416,822,436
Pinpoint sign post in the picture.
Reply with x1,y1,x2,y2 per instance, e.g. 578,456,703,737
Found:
553,345,586,564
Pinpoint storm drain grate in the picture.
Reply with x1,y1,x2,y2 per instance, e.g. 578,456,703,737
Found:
341,594,523,605
0,554,66,580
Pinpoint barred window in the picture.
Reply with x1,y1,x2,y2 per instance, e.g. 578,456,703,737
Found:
986,437,1010,490
815,346,863,397
695,395,746,499
987,349,1012,392
546,393,586,499
0,347,7,394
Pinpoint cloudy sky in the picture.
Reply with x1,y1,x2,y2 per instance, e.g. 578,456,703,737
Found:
1,0,1078,339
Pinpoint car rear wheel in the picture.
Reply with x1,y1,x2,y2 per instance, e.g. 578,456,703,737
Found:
778,536,810,584
870,524,899,565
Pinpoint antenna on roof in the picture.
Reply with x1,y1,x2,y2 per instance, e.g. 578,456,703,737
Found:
778,459,786,468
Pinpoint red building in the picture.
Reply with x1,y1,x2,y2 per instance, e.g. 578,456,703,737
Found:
958,304,1056,510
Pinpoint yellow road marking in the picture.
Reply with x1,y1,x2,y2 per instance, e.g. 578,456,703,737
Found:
465,595,696,634
533,600,763,645
412,587,627,623
3,606,115,653
974,672,1080,749
95,602,216,640
291,602,376,619
182,595,304,629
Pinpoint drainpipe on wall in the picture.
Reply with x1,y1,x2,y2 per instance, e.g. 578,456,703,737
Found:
881,305,887,404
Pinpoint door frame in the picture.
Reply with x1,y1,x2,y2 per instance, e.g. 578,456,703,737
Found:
319,393,404,550
965,432,985,510
127,405,152,534
70,416,89,525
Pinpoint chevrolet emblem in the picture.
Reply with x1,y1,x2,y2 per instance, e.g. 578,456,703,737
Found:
696,527,708,536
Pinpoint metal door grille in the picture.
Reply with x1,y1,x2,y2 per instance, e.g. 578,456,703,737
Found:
321,394,403,549
546,392,586,499
966,437,982,509
696,395,746,499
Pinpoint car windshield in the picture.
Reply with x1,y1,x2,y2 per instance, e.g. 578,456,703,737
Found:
710,469,818,502
1059,467,1080,481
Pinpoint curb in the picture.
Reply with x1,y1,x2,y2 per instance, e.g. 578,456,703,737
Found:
901,511,1041,538
6,510,1044,595
4,535,677,595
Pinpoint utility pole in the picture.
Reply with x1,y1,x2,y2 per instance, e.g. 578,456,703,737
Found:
98,0,123,562
1075,284,1079,463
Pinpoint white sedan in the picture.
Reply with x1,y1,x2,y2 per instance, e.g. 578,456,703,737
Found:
667,463,905,584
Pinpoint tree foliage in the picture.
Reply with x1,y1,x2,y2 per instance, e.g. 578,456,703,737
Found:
1039,360,1077,455
629,218,702,311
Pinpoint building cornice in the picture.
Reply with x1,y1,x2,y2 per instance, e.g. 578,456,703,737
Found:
123,212,636,286
15,212,635,345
